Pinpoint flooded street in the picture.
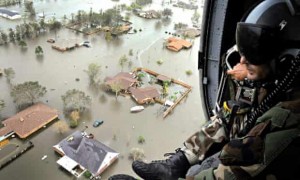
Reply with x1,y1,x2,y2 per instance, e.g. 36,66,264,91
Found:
0,0,205,179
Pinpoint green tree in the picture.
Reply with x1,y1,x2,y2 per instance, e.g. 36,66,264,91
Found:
162,8,173,18
18,40,27,48
35,46,43,55
129,49,133,56
15,31,21,41
109,80,122,100
101,9,113,26
130,3,142,9
138,135,146,144
39,18,46,30
70,13,75,23
0,31,8,44
75,10,82,22
162,81,170,97
53,120,69,134
11,81,47,109
69,110,80,128
186,70,193,75
125,14,130,21
136,0,153,6
61,89,92,113
0,100,4,112
3,68,15,84
137,72,145,81
84,63,101,85
8,28,15,42
48,18,62,38
30,22,41,37
191,10,200,23
0,99,4,122
24,0,36,16
105,32,112,42
23,23,33,38
119,54,128,71
84,171,92,178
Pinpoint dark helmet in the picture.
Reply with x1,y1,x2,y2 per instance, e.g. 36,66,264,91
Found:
236,0,300,65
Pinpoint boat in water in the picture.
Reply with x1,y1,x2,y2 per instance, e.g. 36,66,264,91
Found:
130,106,144,112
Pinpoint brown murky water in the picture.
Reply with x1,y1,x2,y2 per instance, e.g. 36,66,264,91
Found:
0,0,205,179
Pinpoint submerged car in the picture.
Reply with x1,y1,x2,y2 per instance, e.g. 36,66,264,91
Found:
47,38,55,43
93,120,103,127
82,41,91,48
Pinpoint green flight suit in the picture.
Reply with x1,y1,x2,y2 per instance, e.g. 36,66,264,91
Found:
194,100,300,180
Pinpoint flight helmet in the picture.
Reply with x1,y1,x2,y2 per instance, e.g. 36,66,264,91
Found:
236,0,300,65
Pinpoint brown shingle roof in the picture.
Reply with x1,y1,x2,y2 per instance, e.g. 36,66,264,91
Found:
129,87,160,104
1,103,58,138
0,126,13,137
105,72,137,91
166,37,192,51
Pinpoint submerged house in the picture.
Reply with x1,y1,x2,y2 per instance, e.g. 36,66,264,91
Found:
105,72,138,93
129,86,160,104
136,10,160,19
51,38,80,52
0,103,58,140
166,37,192,52
53,131,119,178
0,8,21,20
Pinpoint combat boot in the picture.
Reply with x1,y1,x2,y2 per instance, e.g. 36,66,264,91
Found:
108,174,137,180
132,149,191,180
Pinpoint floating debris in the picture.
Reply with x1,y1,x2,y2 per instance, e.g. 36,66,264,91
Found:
41,155,48,160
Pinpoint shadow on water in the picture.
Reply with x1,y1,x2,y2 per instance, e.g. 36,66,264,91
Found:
110,36,124,47
161,18,172,26
19,47,28,54
80,109,92,122
36,55,44,62
88,83,101,96
110,98,121,111
99,93,108,104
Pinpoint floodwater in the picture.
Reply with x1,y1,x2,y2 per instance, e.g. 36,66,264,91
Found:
0,0,205,179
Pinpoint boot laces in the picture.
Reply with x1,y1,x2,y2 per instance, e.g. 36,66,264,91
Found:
151,148,182,163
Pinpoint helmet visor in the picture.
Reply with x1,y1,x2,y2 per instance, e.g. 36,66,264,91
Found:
236,22,279,65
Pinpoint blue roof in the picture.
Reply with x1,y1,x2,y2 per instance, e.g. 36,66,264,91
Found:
0,8,20,17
